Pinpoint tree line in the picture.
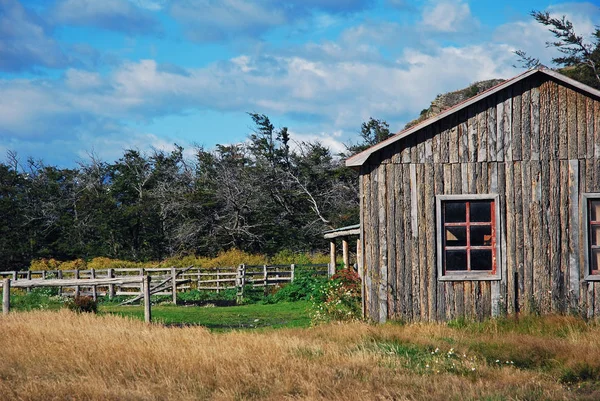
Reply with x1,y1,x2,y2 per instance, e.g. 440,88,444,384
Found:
0,115,392,271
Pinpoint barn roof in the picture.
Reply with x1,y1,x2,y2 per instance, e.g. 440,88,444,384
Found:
346,67,600,167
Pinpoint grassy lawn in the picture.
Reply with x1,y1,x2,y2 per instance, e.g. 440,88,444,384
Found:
100,301,312,330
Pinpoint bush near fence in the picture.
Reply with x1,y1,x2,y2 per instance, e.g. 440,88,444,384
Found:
25,249,333,272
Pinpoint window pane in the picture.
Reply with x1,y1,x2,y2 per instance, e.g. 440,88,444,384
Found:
470,201,492,222
591,226,600,246
471,250,493,271
471,225,492,246
446,226,467,247
592,248,600,273
445,201,466,223
446,250,467,271
591,200,600,222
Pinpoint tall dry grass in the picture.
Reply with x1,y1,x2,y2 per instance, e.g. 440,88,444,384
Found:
0,311,598,400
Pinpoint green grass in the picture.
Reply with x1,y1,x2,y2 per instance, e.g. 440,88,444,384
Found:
100,301,312,331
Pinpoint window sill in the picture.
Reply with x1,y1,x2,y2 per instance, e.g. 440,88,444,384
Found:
439,272,501,281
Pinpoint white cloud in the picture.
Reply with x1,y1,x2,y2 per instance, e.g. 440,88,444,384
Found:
421,0,478,33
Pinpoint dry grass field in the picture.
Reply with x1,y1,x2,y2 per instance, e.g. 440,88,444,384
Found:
1,310,599,400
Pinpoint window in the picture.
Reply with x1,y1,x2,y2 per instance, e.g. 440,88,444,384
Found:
584,194,600,280
436,195,501,281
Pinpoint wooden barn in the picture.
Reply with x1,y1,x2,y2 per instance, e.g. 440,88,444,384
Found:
346,67,600,322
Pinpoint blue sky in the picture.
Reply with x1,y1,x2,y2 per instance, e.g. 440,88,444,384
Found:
1,0,599,166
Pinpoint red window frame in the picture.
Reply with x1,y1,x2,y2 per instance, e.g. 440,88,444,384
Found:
442,200,496,274
589,199,600,275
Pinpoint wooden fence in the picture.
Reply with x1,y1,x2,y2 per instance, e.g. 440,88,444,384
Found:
0,264,329,303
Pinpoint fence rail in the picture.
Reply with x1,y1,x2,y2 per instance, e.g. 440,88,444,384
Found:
0,263,330,302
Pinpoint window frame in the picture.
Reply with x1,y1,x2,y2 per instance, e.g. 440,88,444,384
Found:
583,193,600,281
436,194,502,281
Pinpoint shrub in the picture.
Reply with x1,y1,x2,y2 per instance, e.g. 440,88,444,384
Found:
29,258,62,271
67,296,98,314
269,270,328,303
311,268,361,323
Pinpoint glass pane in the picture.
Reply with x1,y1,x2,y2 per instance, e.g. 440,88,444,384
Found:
591,200,600,222
471,250,493,271
445,201,466,223
591,226,600,246
592,249,600,273
471,225,492,246
470,201,492,222
446,226,466,247
445,250,467,271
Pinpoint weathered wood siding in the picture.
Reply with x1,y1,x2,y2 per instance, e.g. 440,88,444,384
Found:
360,74,600,322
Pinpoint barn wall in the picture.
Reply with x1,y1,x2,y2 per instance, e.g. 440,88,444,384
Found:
360,74,600,322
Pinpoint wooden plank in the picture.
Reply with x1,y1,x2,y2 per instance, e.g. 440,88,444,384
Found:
504,87,513,161
512,81,522,161
424,126,434,163
490,162,501,316
418,164,427,320
596,100,600,159
513,162,524,312
432,124,440,164
530,79,541,160
559,161,570,312
477,101,488,162
362,171,372,319
505,162,516,313
449,115,459,164
464,281,473,319
567,87,578,159
548,80,559,160
410,164,420,319
425,163,436,321
488,96,497,162
577,92,587,159
531,161,543,314
549,160,563,312
378,165,388,323
539,80,550,160
467,105,478,162
403,164,413,320
498,162,508,315
417,129,426,164
596,283,600,319
434,163,446,321
394,165,405,319
521,79,532,161
558,84,568,159
587,96,595,159
459,110,469,163
455,281,464,319
386,165,397,319
540,158,551,313
439,119,450,164
568,160,580,310
482,281,491,319
496,92,505,162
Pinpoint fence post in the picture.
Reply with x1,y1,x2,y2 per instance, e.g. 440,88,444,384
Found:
74,269,80,297
143,275,152,323
41,270,46,280
139,268,144,296
12,271,16,281
263,265,268,296
2,278,10,315
57,270,63,296
236,264,246,304
216,268,220,294
290,264,295,283
26,271,31,293
107,268,115,300
171,267,177,305
90,268,97,301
